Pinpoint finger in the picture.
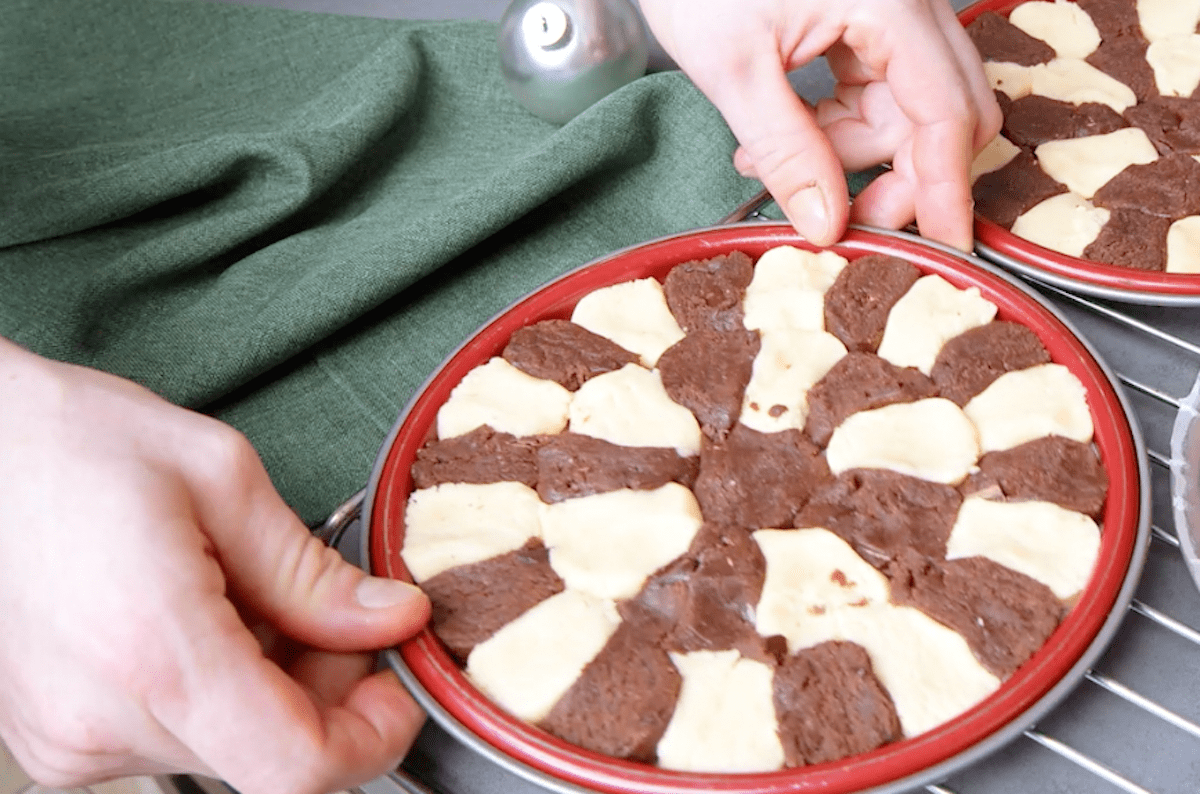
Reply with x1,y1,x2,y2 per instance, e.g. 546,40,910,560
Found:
928,0,1004,148
732,146,757,178
287,649,375,708
164,603,424,794
853,1,979,249
825,41,880,86
702,50,850,246
908,119,975,250
850,165,917,231
817,83,913,171
179,423,430,653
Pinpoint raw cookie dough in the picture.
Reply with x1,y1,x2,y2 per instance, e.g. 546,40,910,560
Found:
437,357,572,439
401,245,1110,773
571,277,684,367
968,0,1200,271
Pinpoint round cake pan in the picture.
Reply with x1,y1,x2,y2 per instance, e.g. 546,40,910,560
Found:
960,0,1200,307
1170,370,1200,595
362,224,1150,794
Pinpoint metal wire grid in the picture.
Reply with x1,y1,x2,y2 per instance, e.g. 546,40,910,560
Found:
309,204,1200,794
928,284,1200,794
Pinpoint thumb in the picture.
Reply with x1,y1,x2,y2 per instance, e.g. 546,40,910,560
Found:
182,426,430,652
705,53,850,246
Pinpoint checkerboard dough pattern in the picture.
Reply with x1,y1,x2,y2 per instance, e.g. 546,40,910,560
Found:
968,0,1200,273
400,245,1108,773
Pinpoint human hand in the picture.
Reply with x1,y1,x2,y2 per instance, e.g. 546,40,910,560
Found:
0,340,430,794
639,0,1001,251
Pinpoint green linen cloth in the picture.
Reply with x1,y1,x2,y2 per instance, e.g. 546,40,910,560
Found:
1,0,771,523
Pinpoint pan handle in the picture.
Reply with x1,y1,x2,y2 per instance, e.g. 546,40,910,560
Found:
312,487,366,549
717,187,773,225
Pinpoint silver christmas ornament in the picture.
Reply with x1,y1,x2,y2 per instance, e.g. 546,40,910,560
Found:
498,0,649,124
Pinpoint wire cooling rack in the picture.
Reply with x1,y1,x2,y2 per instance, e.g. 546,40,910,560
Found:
291,242,1200,794
919,283,1200,794
289,202,1200,794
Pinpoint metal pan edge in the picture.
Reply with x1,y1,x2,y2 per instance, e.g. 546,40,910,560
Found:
976,242,1200,308
361,224,1152,794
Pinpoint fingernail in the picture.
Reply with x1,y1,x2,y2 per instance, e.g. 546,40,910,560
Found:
787,185,830,244
356,576,424,609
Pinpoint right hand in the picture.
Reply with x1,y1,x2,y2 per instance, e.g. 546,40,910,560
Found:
640,0,1001,250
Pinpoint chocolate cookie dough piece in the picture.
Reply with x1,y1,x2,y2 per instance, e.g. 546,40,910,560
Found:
502,319,638,390
823,255,921,353
421,538,565,663
658,328,760,442
888,551,1064,680
412,425,540,489
1125,97,1200,155
966,10,1056,66
1088,34,1158,102
1093,153,1200,218
534,432,699,503
1003,95,1127,148
795,469,962,569
965,435,1109,518
804,353,938,447
1076,0,1142,39
773,641,902,766
989,93,1013,131
538,618,682,763
663,251,755,333
972,150,1070,229
1082,208,1170,270
693,424,831,530
624,523,771,663
930,321,1051,407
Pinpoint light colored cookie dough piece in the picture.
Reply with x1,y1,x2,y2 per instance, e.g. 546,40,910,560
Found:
1146,34,1200,98
568,363,702,456
877,274,998,375
656,650,785,773
836,605,1001,738
1137,0,1200,43
1035,128,1159,199
739,328,848,433
466,589,621,722
964,362,1094,452
753,529,1000,738
742,245,849,332
824,398,981,485
403,481,544,582
985,61,1034,100
1009,0,1101,59
1030,59,1138,112
1010,193,1110,257
437,357,572,440
570,277,684,367
947,496,1102,599
754,528,892,652
1167,216,1200,274
972,134,1022,183
539,483,702,600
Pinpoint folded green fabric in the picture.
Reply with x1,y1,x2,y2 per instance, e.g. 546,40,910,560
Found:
0,0,765,522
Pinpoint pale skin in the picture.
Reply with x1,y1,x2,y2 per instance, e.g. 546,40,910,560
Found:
0,338,430,794
1,3,997,792
639,0,1003,251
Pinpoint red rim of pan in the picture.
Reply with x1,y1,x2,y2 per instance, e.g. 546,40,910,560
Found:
369,225,1141,794
961,0,1200,298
